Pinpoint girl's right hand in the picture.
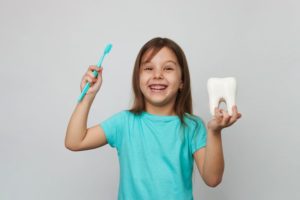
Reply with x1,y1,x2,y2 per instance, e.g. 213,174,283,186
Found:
80,65,103,97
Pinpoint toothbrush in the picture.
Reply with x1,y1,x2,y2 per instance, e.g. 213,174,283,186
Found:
77,43,112,102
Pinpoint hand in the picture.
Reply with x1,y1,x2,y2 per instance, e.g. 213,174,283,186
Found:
207,105,242,132
80,65,103,97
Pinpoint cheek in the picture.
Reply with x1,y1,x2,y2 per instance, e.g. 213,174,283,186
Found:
139,74,148,91
139,72,151,84
139,74,145,85
167,74,182,87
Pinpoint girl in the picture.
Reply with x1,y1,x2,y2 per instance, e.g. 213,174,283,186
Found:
65,37,242,200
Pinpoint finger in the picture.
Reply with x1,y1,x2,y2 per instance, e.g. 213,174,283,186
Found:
96,68,103,81
231,105,238,114
88,65,98,71
91,67,103,78
100,68,104,76
222,110,231,124
215,108,224,121
80,76,93,90
230,106,239,119
228,112,242,125
94,68,103,79
232,105,242,119
87,71,98,80
81,74,88,84
82,73,96,84
214,107,221,118
90,66,102,75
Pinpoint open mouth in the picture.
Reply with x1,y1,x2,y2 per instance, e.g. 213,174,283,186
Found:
149,84,168,92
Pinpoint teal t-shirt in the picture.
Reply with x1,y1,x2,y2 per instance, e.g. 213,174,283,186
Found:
99,110,207,200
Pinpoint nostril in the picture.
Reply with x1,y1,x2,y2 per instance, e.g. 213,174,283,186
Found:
153,71,163,78
154,73,164,78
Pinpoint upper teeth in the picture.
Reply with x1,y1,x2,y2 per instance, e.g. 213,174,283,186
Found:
150,85,167,89
207,77,237,116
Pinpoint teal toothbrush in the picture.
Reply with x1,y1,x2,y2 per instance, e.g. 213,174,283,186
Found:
77,43,112,102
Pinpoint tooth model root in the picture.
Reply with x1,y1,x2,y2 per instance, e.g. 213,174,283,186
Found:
207,77,237,116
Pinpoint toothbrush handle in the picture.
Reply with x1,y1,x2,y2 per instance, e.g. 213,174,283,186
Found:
97,54,105,67
77,70,99,102
77,82,90,102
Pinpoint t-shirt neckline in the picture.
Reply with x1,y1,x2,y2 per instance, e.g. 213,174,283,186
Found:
141,111,179,122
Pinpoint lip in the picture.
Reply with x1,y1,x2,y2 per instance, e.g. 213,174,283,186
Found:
148,84,168,92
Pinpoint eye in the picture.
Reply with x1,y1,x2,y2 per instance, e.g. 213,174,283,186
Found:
164,66,174,71
141,64,153,70
144,67,153,70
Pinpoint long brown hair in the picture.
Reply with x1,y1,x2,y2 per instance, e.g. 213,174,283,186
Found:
129,37,195,126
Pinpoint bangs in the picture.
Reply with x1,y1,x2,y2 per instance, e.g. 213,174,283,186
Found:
140,46,164,65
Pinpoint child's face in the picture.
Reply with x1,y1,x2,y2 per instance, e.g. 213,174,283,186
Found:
139,47,183,109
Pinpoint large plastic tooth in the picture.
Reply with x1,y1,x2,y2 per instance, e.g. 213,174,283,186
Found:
207,77,237,116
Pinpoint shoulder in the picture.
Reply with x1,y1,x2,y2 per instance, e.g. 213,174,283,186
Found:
183,113,207,136
183,113,205,128
101,110,129,124
107,110,140,121
108,110,131,118
184,114,207,149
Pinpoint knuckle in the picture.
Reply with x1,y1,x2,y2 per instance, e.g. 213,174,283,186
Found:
89,65,95,71
89,72,95,78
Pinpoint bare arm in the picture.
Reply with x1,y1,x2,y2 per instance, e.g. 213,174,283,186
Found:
193,129,224,187
194,106,242,187
65,65,107,151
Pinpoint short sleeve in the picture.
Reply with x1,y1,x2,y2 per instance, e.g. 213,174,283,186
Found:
99,111,125,149
190,117,207,155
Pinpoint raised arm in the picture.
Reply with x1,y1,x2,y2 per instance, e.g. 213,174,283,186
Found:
65,65,107,151
194,106,242,187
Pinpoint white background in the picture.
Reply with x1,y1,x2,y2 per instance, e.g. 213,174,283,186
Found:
1,0,299,199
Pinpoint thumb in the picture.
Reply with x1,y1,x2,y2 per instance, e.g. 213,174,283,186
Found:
94,68,103,85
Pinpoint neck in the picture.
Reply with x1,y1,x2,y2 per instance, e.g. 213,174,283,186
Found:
145,103,176,116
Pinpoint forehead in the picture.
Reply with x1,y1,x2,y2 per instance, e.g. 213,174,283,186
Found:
141,47,178,64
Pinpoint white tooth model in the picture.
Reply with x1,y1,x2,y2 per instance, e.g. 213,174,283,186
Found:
207,77,237,116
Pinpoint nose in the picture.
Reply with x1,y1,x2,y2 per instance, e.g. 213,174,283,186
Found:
153,68,163,79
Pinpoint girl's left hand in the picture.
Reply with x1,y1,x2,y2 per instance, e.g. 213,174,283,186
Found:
207,105,242,132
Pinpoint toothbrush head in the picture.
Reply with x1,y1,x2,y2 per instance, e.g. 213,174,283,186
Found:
96,43,112,67
104,43,113,55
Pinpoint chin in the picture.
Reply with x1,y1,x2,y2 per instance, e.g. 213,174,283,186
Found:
146,96,175,107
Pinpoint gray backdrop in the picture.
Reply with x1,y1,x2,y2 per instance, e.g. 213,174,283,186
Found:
1,0,299,199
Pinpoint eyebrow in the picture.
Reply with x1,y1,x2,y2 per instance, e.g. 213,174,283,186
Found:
141,60,178,66
164,60,178,65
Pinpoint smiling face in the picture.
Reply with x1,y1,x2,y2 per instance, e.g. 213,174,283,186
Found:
139,47,183,111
